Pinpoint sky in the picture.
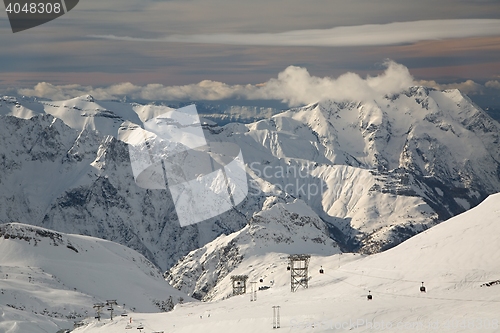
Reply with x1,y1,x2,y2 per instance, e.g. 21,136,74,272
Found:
1,0,500,106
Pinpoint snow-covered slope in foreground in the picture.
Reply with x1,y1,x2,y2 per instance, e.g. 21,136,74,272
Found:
75,193,500,333
0,223,192,333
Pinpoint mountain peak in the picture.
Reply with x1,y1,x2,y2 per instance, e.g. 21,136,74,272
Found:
166,199,339,300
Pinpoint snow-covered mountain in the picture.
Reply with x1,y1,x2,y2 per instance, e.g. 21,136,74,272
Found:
74,193,500,333
0,223,192,333
166,199,340,301
220,87,500,253
0,98,253,271
0,87,499,270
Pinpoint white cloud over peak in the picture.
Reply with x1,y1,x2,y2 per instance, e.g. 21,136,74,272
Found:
89,19,500,47
246,61,415,105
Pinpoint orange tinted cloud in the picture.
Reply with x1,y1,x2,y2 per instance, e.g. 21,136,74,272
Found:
409,62,500,81
389,36,500,57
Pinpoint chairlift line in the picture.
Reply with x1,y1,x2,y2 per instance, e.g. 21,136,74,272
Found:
225,255,500,304
308,261,500,303
335,267,477,284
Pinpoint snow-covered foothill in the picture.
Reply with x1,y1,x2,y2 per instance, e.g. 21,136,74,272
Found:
0,223,192,333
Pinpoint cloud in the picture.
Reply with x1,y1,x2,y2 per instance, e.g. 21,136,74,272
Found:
417,79,485,95
18,60,417,106
89,19,500,47
18,83,96,101
246,61,415,105
417,79,500,95
485,80,500,90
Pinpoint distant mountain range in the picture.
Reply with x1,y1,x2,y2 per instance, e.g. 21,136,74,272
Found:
0,86,499,272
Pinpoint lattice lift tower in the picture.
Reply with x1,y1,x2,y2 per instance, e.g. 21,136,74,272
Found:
231,275,248,295
288,254,311,292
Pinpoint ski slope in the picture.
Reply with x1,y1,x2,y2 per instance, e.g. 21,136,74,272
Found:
74,193,500,333
0,223,192,333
